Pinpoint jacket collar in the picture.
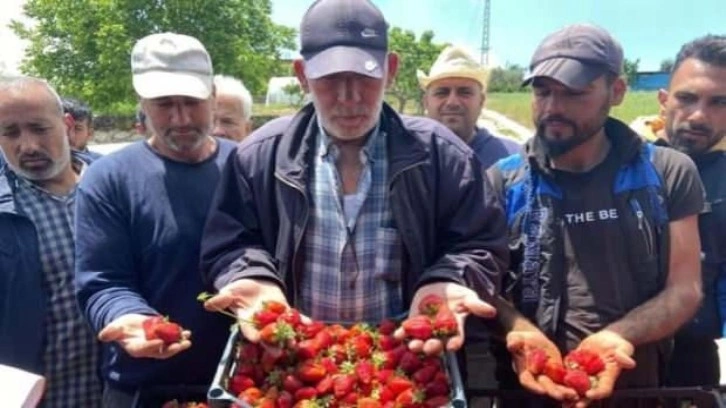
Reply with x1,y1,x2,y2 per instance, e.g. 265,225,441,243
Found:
275,102,428,188
0,150,93,215
524,117,643,175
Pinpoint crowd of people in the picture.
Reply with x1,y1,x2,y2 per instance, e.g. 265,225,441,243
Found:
0,0,724,407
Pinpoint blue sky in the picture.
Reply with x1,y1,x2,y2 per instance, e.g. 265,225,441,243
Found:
272,0,726,71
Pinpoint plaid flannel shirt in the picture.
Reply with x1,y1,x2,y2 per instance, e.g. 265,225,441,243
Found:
13,168,101,407
299,124,404,323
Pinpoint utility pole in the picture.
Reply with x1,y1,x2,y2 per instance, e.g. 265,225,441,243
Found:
480,0,491,66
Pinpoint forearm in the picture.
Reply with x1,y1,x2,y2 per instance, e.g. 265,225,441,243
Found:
606,283,702,346
492,296,540,333
82,286,156,333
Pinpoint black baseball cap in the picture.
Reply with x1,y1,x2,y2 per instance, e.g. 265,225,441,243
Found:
523,24,624,90
300,0,389,79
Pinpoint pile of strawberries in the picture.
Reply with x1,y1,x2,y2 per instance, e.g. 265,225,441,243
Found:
227,296,458,408
525,348,606,396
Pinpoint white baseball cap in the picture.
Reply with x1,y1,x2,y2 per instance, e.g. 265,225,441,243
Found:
131,32,213,99
417,45,490,90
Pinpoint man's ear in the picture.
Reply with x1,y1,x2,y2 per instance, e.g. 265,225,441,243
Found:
609,76,627,106
385,52,400,89
293,59,310,93
657,88,669,117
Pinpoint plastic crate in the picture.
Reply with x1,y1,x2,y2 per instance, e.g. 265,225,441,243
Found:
208,324,468,407
132,385,209,408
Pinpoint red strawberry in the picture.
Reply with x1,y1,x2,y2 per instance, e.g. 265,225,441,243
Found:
296,338,320,360
297,361,327,384
399,350,423,374
239,387,263,404
424,395,450,408
378,319,397,335
386,375,414,395
565,349,605,375
395,387,425,407
402,315,433,340
376,368,395,384
293,386,318,401
563,369,591,396
543,361,567,384
319,357,339,375
279,308,302,327
276,390,294,408
315,375,334,395
262,300,288,314
297,320,325,339
377,334,400,351
342,391,360,405
432,309,458,338
153,320,183,344
253,310,281,329
313,329,333,349
418,294,445,317
259,321,295,348
525,348,548,375
142,316,164,340
355,360,375,385
238,342,261,363
282,373,304,393
377,384,396,402
412,365,439,384
229,374,256,394
424,376,449,398
333,373,357,398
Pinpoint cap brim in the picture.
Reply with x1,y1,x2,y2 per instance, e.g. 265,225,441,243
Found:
133,71,213,99
303,45,386,79
522,58,608,90
418,71,489,90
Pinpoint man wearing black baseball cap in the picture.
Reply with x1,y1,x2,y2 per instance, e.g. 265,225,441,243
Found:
487,24,705,405
200,0,509,361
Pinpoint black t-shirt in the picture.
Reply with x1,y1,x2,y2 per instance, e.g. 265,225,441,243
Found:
553,145,704,352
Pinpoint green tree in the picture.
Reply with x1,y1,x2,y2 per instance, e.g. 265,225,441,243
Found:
11,0,295,113
282,82,305,107
387,27,447,113
623,58,641,86
660,58,674,72
488,64,526,93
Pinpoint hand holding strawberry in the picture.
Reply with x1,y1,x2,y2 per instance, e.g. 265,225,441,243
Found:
201,279,296,343
395,282,496,355
572,330,635,406
506,330,578,402
98,313,191,359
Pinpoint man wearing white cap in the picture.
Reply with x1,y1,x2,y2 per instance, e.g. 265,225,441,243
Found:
419,46,520,169
75,32,236,406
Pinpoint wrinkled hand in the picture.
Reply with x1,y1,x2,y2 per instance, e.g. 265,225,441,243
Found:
394,282,496,355
572,330,636,407
98,313,191,359
507,330,579,402
202,278,293,343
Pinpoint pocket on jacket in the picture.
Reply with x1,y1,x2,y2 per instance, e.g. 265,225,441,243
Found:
374,227,403,282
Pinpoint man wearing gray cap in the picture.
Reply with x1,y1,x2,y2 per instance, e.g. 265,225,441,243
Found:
75,32,236,405
487,24,704,404
200,0,508,358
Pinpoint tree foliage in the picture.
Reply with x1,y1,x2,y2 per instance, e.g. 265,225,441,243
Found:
488,64,526,93
660,58,674,73
11,0,295,113
623,58,640,86
387,27,446,113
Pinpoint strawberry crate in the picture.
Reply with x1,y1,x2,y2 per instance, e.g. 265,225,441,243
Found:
207,324,467,407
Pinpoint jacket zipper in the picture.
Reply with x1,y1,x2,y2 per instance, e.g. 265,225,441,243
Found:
275,173,309,307
629,198,654,256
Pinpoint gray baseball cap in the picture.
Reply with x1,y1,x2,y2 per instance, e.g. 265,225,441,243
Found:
523,24,623,90
300,0,389,79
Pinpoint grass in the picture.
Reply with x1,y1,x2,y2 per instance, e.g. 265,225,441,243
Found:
486,91,660,130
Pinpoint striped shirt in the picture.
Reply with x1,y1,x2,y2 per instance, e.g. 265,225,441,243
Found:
299,123,404,323
13,168,101,407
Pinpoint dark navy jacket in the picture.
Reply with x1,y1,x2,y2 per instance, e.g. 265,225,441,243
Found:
0,151,94,374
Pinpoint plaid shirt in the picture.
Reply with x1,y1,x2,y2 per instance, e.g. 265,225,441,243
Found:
299,124,404,323
13,168,101,407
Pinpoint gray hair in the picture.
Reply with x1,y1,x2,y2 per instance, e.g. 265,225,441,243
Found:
213,75,253,120
0,75,64,116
